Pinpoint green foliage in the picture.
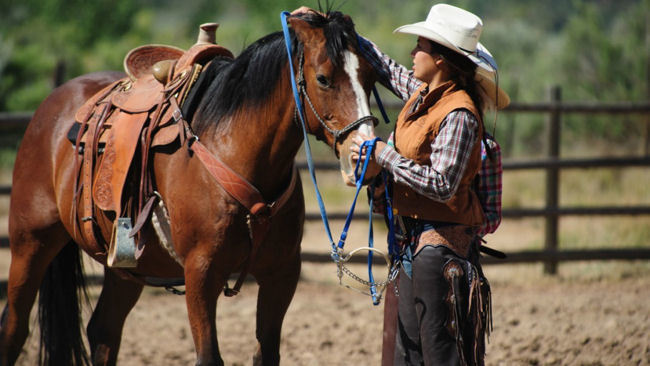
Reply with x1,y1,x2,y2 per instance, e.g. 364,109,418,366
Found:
0,0,147,110
0,0,647,154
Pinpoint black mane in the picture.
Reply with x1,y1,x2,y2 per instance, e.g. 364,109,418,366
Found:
191,11,358,135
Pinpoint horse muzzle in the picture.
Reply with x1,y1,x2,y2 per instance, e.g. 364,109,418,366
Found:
337,132,382,187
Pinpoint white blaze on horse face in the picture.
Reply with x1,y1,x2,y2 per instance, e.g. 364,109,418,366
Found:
343,50,374,135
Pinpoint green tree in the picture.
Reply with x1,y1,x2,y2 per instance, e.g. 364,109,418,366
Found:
0,0,146,111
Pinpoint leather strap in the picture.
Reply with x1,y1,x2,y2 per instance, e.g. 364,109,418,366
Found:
81,102,111,255
224,215,270,297
189,140,268,215
187,137,299,296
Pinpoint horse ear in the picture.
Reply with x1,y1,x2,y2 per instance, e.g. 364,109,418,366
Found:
288,17,318,45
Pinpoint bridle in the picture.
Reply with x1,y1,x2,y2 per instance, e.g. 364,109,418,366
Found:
292,49,379,154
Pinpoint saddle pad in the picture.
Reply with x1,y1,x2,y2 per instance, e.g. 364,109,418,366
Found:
93,110,149,213
67,122,110,153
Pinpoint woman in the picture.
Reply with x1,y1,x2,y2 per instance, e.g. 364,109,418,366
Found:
291,3,508,364
347,4,509,365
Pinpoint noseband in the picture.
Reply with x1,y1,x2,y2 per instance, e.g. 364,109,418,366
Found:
293,50,379,155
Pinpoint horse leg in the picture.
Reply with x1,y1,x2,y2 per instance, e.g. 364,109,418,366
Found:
0,227,69,366
252,254,301,366
86,268,144,366
183,248,228,366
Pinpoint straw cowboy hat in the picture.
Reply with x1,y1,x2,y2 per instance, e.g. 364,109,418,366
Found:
394,3,510,109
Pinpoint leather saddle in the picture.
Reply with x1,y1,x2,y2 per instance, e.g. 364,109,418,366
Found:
70,23,233,257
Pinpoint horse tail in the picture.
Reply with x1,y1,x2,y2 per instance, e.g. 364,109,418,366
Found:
38,241,90,366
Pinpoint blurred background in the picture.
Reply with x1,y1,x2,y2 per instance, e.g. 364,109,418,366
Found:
1,0,649,153
1,1,649,365
1,0,649,272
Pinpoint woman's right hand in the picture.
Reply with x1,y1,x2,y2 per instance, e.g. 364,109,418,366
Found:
291,7,315,15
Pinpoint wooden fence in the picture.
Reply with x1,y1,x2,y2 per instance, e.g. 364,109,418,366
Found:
1,86,649,275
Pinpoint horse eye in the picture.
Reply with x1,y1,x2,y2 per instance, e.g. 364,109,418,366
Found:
316,74,330,88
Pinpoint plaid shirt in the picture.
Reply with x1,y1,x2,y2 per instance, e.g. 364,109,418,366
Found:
361,37,502,234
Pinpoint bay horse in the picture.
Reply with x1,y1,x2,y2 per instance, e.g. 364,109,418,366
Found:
0,11,381,366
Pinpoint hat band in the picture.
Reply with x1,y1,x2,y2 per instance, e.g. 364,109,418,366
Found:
458,46,475,54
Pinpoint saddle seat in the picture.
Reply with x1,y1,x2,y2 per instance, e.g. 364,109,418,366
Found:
123,44,185,81
124,22,233,85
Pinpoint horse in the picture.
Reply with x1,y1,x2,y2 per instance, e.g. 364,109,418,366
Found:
0,10,382,366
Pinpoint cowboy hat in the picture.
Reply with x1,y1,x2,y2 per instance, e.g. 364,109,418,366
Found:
394,3,510,109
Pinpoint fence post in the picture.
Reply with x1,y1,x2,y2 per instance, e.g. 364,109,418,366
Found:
544,86,561,274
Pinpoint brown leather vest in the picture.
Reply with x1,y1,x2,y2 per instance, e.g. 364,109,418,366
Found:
392,81,484,226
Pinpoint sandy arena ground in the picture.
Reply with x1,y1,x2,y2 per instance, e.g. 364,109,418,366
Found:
0,211,648,366
2,248,649,366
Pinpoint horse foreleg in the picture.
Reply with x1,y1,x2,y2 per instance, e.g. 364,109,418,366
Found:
184,249,227,366
87,268,143,366
253,254,301,366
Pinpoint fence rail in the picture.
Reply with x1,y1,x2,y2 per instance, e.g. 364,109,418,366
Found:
1,90,649,275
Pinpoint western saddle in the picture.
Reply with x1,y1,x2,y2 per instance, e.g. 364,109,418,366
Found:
71,23,233,267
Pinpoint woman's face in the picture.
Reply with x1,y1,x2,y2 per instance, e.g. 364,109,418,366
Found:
410,37,439,84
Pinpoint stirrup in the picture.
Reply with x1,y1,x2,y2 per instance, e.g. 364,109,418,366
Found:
107,218,138,268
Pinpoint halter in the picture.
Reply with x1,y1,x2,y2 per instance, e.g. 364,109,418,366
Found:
293,51,379,151
281,11,398,305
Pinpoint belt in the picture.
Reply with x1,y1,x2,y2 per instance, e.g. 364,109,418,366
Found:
417,225,476,258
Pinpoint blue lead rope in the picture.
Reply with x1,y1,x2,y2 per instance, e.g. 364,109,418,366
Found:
281,12,335,250
336,138,380,250
281,11,394,305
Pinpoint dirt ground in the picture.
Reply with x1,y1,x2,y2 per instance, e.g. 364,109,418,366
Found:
2,251,649,366
1,212,648,366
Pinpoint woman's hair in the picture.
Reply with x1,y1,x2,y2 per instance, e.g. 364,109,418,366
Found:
429,40,484,117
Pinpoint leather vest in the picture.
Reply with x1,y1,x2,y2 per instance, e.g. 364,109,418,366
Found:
392,81,484,226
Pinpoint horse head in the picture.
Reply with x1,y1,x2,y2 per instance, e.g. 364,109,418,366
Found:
288,11,382,186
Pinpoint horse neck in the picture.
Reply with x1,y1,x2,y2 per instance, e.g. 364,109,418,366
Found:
203,77,303,199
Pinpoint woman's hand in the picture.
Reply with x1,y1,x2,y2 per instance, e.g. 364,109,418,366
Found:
350,130,383,163
291,6,316,16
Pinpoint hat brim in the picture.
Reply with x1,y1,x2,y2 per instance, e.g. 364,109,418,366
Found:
395,23,496,73
476,70,510,109
395,24,509,108
474,44,510,109
394,23,468,57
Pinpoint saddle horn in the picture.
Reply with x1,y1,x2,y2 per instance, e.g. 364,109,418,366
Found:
196,22,219,45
